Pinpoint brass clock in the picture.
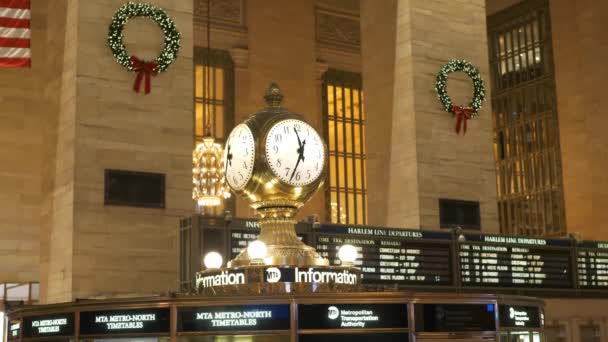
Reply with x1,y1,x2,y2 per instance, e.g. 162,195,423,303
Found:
225,83,328,214
225,83,329,267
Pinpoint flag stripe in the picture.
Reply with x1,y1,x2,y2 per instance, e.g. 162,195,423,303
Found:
0,17,28,28
0,36,28,47
0,0,29,68
0,27,29,38
0,56,29,66
0,46,30,57
0,7,30,19
0,0,30,9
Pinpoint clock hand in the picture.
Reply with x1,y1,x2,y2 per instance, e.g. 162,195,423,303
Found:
227,144,233,167
290,154,303,182
294,126,302,149
290,140,306,182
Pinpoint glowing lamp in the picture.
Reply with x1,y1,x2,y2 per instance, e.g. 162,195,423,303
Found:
338,244,358,265
247,240,268,263
203,251,223,269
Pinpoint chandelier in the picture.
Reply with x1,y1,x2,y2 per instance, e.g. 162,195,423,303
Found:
191,0,230,208
192,135,230,207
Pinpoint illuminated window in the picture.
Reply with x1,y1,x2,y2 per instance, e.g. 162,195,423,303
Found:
322,70,367,225
194,48,234,141
488,0,565,236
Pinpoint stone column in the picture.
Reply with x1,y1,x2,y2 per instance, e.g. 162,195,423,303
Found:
361,0,498,231
551,0,608,240
41,0,194,303
360,0,398,227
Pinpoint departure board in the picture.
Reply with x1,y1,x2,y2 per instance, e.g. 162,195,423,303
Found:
459,234,573,288
314,224,453,285
577,241,608,289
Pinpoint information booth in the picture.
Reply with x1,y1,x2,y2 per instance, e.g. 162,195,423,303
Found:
6,292,544,342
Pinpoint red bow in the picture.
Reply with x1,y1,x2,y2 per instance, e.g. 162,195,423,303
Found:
452,105,473,135
130,56,158,94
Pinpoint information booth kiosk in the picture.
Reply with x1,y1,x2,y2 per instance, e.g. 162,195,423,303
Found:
6,292,544,342
6,84,548,342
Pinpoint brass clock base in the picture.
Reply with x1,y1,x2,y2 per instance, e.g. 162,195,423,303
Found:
228,207,329,267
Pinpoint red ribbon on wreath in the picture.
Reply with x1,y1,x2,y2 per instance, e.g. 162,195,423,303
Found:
452,105,473,135
130,56,158,94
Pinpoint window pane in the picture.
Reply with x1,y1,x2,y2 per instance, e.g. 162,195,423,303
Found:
328,120,335,151
356,194,364,224
353,123,361,154
195,102,204,137
195,65,203,98
345,122,352,154
353,89,360,119
355,156,362,189
337,120,344,153
215,67,224,100
346,157,354,189
344,88,352,118
215,104,224,139
329,156,337,188
327,85,335,116
348,193,355,224
335,86,343,118
339,192,347,223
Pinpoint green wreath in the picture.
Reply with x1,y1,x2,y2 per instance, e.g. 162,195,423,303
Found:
108,2,181,73
435,59,485,116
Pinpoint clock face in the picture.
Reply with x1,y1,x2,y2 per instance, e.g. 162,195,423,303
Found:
265,119,325,186
224,124,255,190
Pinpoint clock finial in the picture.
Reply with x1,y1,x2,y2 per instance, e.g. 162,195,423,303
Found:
264,82,283,107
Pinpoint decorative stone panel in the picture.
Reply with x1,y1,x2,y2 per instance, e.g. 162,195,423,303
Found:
316,9,360,51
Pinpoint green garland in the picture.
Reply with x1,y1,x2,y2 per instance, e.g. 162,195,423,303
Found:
435,59,485,116
108,2,181,73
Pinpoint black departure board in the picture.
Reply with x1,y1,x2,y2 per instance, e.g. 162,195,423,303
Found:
314,224,453,286
190,216,608,293
577,241,608,288
459,234,573,288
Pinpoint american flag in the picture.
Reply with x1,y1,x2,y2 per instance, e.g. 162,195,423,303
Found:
0,0,30,67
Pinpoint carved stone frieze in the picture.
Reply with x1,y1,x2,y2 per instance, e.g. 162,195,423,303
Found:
316,10,361,51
